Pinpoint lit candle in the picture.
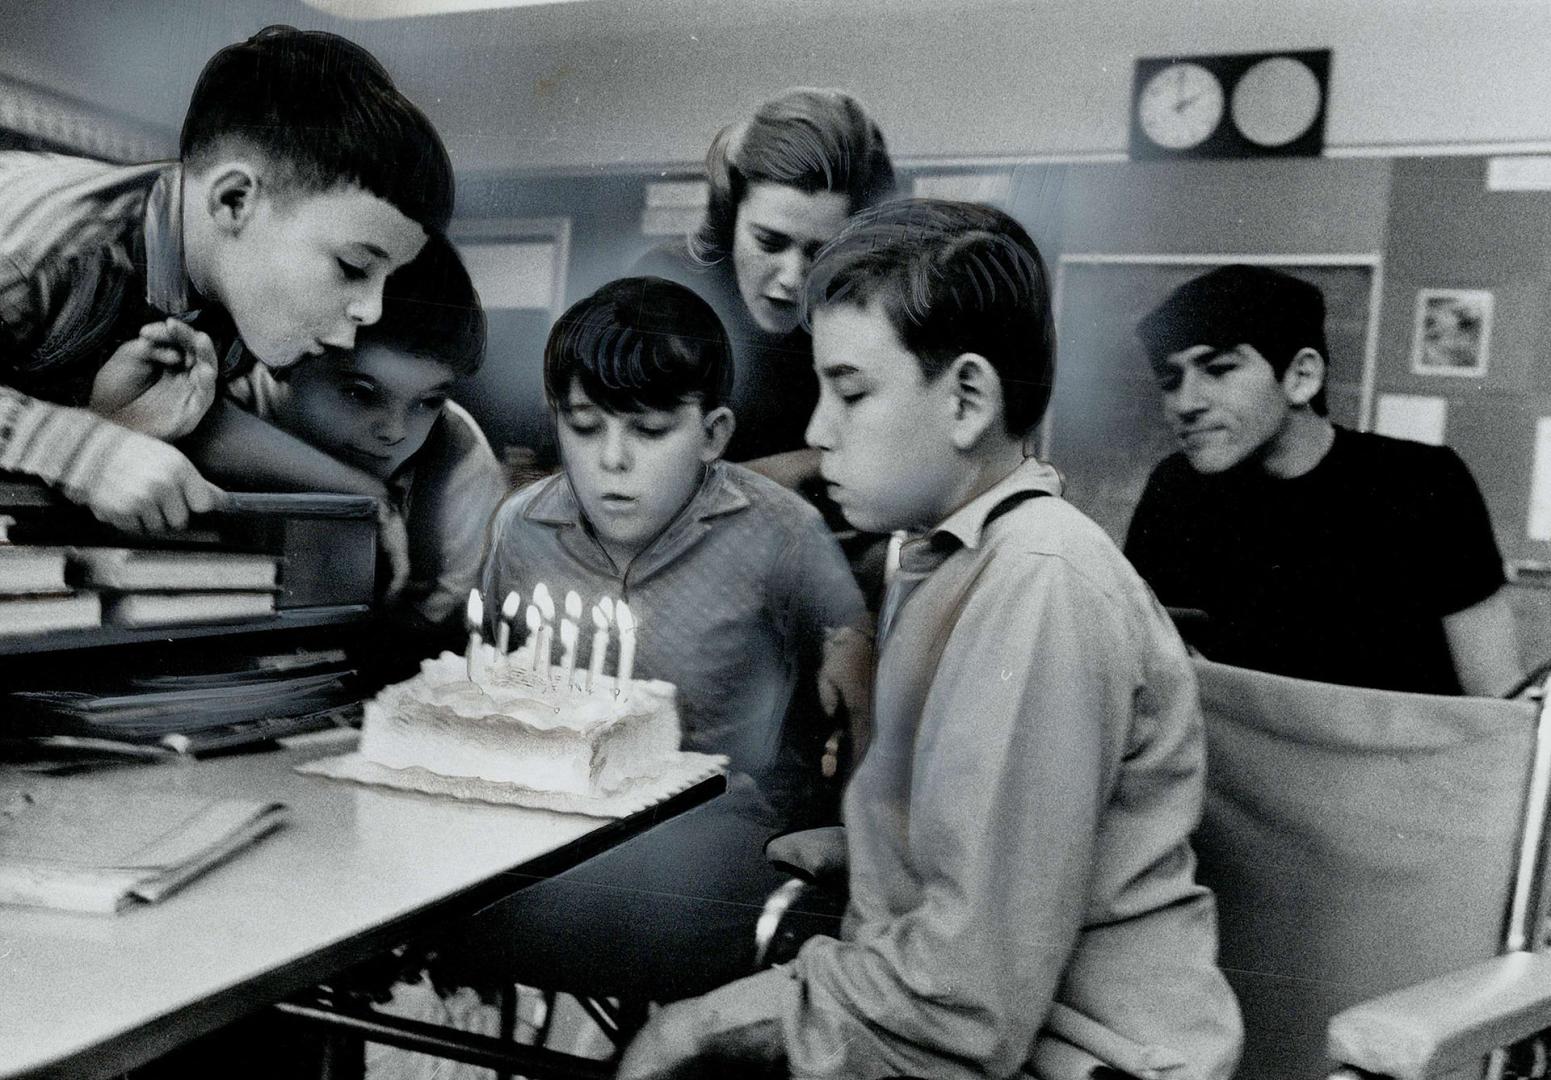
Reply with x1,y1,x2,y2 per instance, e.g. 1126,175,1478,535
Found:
534,583,556,680
496,590,520,655
587,602,610,691
559,591,582,688
464,589,484,684
615,600,636,692
525,604,543,670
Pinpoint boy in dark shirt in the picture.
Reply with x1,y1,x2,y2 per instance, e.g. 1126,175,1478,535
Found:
1125,264,1520,695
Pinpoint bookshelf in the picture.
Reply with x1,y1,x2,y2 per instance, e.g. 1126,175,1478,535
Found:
0,604,370,656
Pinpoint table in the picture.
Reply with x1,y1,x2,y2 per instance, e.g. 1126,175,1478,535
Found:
0,735,722,1079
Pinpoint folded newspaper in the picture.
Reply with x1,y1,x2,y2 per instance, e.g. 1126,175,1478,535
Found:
0,778,287,914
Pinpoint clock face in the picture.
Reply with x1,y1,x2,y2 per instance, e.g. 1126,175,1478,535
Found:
1137,62,1225,150
1232,56,1323,147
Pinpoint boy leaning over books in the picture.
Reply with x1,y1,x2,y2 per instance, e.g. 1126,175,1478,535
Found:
0,26,452,564
618,200,1243,1080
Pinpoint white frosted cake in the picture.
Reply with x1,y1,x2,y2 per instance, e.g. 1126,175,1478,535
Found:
359,644,682,797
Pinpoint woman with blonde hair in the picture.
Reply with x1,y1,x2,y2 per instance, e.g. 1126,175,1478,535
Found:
638,87,896,488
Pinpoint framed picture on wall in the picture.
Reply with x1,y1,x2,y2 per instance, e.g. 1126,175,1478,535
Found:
1410,288,1493,377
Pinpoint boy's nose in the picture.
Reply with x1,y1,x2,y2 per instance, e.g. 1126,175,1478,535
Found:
600,427,631,470
1166,369,1207,417
374,411,408,445
805,398,834,451
346,282,385,327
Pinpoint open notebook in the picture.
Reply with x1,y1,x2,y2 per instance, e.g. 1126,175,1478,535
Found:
0,780,287,914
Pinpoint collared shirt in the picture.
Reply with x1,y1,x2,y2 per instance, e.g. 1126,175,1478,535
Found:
480,460,867,798
770,458,1242,1079
0,152,218,500
231,365,506,628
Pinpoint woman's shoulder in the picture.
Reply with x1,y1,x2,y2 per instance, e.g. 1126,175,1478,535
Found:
632,239,708,283
631,241,738,308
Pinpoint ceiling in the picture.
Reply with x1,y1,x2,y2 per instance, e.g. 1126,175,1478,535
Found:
2,0,1548,173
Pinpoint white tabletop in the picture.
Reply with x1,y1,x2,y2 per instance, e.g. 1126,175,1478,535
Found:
0,735,718,1079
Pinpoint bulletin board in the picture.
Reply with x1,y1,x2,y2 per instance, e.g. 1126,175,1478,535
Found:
1044,254,1380,544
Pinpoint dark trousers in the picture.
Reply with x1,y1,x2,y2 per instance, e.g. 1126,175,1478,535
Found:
430,785,836,1004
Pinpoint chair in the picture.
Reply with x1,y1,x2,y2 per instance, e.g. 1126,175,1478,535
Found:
757,659,1551,1080
1193,658,1551,1080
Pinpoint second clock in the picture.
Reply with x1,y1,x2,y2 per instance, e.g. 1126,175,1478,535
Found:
1129,49,1330,160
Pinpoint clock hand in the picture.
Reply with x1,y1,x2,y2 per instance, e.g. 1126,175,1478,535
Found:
1174,93,1201,113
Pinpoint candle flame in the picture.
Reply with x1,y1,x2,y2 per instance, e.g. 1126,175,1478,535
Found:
501,590,521,619
565,590,583,619
615,601,636,634
599,596,614,622
525,604,542,630
591,602,608,629
466,589,483,626
534,582,555,619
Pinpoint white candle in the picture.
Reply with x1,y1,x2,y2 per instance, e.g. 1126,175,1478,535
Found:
533,584,555,680
525,604,543,670
496,590,520,655
587,602,610,691
559,591,582,687
464,589,484,684
615,600,636,691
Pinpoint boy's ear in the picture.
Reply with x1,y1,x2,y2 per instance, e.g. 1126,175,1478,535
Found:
204,164,263,237
1281,347,1327,408
945,353,1004,451
699,405,736,462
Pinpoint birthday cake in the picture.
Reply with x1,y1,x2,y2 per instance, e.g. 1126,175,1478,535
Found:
359,646,680,797
357,589,687,799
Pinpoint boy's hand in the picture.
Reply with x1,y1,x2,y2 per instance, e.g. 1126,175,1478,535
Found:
616,1001,706,1079
76,431,227,533
376,499,411,603
617,972,789,1080
90,319,219,441
818,625,875,762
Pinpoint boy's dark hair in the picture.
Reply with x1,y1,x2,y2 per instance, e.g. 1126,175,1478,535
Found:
690,88,896,265
356,232,485,376
181,25,454,232
804,198,1056,437
1137,264,1331,416
544,277,734,414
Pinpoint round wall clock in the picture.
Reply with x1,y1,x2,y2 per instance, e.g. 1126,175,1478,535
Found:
1136,61,1226,151
1129,49,1330,160
1231,55,1324,148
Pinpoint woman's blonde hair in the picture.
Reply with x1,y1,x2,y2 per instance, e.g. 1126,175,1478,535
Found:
688,87,896,265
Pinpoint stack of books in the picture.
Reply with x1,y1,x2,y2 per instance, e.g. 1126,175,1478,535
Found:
0,544,100,636
6,650,360,761
72,547,281,628
0,777,287,913
0,546,284,636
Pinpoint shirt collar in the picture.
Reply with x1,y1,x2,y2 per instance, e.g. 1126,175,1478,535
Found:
142,164,193,317
525,459,752,583
897,457,1063,572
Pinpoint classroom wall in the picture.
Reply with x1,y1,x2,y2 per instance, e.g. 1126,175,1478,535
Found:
1375,157,1551,567
1,0,1550,173
1005,157,1392,541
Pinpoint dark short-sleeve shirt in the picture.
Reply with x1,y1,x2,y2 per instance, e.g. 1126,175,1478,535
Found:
1124,427,1506,694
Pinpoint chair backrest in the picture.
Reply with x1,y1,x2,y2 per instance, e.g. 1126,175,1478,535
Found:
1191,658,1544,1080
